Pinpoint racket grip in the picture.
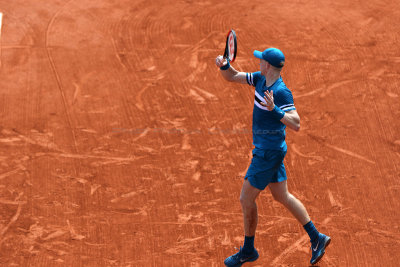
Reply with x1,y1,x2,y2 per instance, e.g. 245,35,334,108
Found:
220,61,230,70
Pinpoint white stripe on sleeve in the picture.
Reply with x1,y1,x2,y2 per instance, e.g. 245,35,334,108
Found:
281,105,296,111
279,103,294,109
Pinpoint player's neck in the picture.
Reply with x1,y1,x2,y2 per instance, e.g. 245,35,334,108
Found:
265,72,280,87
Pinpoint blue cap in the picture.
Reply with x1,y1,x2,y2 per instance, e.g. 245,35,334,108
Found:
253,48,285,68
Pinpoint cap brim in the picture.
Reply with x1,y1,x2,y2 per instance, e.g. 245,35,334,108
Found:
253,50,263,59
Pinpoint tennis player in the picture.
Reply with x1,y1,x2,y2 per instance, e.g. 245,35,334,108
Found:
215,48,331,266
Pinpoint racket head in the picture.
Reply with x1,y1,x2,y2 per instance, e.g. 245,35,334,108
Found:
223,29,237,63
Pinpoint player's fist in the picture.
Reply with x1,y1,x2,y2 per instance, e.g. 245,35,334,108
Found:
215,55,227,68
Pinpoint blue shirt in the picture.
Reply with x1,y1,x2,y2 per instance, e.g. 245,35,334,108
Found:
246,72,296,151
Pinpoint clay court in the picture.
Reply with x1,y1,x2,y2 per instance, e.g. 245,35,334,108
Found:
0,0,399,266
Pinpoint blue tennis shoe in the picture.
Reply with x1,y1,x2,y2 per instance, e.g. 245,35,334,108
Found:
310,233,331,265
224,246,259,267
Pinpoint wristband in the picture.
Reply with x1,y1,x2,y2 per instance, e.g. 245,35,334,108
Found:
220,61,230,70
271,105,285,120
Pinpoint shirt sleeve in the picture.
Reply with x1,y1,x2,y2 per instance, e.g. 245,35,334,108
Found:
275,87,296,111
246,71,262,87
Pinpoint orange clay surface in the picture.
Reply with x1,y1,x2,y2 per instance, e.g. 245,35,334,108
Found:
0,0,399,266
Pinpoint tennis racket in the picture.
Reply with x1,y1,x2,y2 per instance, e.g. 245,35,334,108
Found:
223,29,237,63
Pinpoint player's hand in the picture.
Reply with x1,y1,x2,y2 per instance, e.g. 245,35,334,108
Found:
260,90,275,111
215,55,228,68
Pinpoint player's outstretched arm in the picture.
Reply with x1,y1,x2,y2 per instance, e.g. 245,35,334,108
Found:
215,55,247,84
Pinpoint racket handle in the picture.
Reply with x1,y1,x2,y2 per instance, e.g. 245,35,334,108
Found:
220,61,230,70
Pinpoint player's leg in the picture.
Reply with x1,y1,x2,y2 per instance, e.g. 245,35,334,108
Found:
225,150,272,267
269,179,331,265
268,180,310,225
225,148,286,266
240,178,261,237
224,179,260,267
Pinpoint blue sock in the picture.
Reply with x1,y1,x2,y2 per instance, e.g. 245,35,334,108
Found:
303,221,320,244
242,236,255,254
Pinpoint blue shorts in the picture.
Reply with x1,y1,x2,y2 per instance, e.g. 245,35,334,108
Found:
244,148,287,190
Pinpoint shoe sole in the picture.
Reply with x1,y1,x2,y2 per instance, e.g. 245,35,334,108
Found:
311,236,331,265
224,254,259,267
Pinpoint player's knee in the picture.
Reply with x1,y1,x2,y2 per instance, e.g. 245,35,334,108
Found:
272,192,290,205
239,194,247,206
240,194,252,208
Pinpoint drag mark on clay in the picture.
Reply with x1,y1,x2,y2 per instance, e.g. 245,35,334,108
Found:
192,86,218,100
320,79,357,98
0,204,22,244
136,72,165,111
111,37,129,70
188,89,205,104
66,220,85,240
90,184,101,195
295,79,356,99
327,189,343,208
0,199,27,205
135,84,150,111
132,128,149,142
0,137,21,143
165,235,208,255
0,168,23,180
270,234,309,266
41,230,67,241
45,0,78,153
291,144,323,162
189,51,198,68
385,91,398,98
12,129,63,152
48,152,144,163
221,230,232,246
184,30,217,54
111,191,137,203
0,12,3,67
308,134,375,164
181,134,192,150
326,144,375,164
72,82,80,104
129,221,206,226
1,45,37,49
371,228,400,241
192,171,201,181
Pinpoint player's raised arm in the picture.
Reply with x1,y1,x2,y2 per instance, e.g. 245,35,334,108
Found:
215,55,248,84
